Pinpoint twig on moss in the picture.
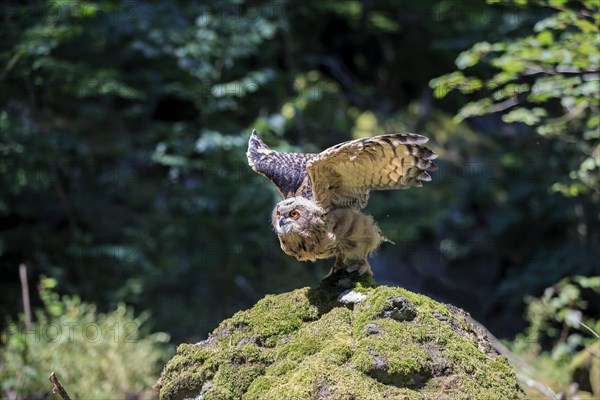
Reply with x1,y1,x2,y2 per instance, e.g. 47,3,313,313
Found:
49,372,72,400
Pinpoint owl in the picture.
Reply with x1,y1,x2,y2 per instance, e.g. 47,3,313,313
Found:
247,130,437,276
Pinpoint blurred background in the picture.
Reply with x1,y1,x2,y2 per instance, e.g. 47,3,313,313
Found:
1,0,598,398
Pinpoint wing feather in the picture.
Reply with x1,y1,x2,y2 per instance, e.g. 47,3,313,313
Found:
246,130,317,199
306,133,437,209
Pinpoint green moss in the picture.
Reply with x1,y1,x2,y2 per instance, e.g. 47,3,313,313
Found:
276,306,353,361
156,344,210,399
351,329,431,385
229,288,320,347
211,361,266,398
157,272,526,400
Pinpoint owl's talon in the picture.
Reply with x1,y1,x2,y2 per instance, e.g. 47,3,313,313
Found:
355,260,373,276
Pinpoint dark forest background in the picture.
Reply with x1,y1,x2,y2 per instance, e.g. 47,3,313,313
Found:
1,0,598,398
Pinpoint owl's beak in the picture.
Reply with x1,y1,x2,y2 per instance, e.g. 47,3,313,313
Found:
278,216,288,228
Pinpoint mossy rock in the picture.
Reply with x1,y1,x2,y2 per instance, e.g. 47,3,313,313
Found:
156,271,525,400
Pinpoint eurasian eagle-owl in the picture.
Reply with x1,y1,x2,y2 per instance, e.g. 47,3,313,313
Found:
247,130,437,276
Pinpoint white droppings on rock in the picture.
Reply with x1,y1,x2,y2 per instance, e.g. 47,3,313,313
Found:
337,289,367,305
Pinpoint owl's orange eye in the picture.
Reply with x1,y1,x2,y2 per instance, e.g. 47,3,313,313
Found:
290,210,300,219
276,211,281,218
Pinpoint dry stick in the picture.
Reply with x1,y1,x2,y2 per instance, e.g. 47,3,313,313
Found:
517,373,560,400
49,372,72,400
578,319,600,339
19,263,32,330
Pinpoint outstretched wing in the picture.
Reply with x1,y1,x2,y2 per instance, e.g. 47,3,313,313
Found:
246,130,317,199
306,133,437,210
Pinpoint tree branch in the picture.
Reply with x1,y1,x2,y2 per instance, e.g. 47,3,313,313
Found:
517,373,560,399
489,97,519,113
525,66,599,76
546,104,587,125
49,372,72,400
19,263,32,330
577,319,600,339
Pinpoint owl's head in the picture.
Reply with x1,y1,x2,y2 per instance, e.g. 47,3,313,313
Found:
272,197,327,237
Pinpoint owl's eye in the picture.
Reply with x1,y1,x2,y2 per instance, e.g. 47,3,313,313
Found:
290,210,300,219
275,211,281,218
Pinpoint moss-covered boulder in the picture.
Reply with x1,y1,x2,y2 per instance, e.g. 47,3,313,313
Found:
156,272,526,400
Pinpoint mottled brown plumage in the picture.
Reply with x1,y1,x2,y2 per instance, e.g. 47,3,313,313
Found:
247,130,437,275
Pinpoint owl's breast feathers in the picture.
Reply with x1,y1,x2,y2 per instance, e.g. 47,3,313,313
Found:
247,130,317,199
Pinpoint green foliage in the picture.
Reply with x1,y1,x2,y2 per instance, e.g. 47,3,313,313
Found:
427,0,599,333
507,276,600,398
0,0,311,339
524,276,600,350
431,0,599,197
0,277,171,399
426,1,600,395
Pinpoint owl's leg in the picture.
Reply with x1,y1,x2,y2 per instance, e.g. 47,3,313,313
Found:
328,253,373,276
334,253,347,270
323,253,345,278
